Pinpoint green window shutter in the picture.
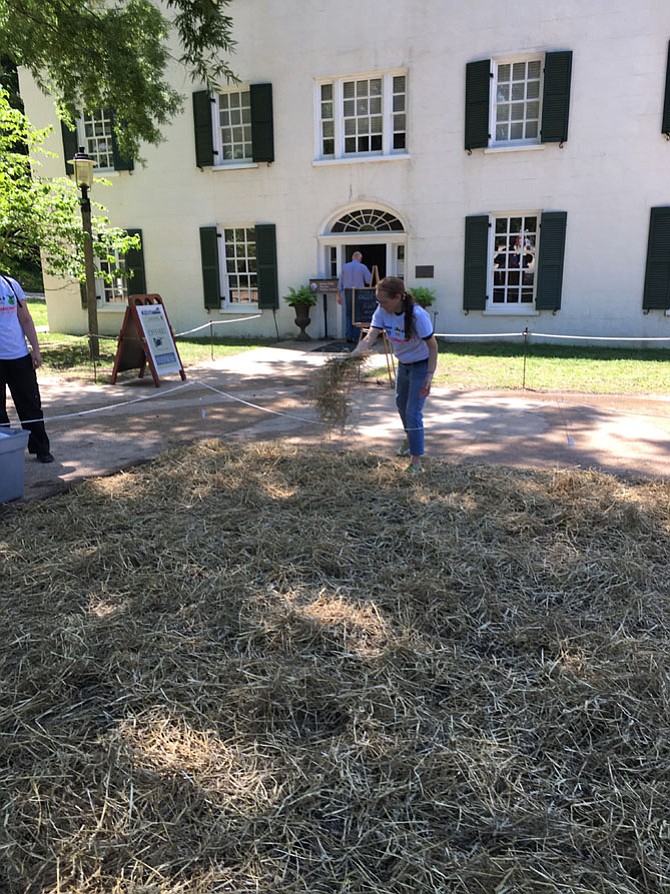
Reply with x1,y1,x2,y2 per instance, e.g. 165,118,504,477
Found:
250,83,274,163
463,215,489,310
110,110,134,171
535,211,567,311
643,207,670,310
541,51,572,144
61,121,79,175
199,226,221,309
80,282,88,309
255,223,279,309
125,229,146,296
193,91,215,168
464,60,491,151
662,42,670,134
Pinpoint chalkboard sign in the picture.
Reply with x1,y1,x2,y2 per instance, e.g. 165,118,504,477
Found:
352,287,378,326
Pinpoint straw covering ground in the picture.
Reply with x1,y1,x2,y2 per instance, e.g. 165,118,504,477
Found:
1,441,669,893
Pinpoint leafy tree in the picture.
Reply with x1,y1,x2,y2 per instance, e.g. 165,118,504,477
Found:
0,89,138,279
0,0,236,159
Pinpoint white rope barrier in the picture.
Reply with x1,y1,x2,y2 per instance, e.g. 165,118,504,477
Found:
8,380,195,427
173,316,263,338
194,378,318,425
7,376,323,429
434,331,525,339
531,332,670,342
434,330,670,343
11,326,669,437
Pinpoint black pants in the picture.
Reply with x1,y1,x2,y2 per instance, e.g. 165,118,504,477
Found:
0,354,50,456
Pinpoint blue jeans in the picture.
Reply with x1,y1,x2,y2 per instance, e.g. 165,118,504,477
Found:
395,359,428,457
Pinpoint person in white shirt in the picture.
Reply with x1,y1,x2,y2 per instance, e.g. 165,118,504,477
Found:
352,276,438,472
0,274,53,463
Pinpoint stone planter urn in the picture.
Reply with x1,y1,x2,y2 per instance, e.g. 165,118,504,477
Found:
283,285,317,341
290,302,312,340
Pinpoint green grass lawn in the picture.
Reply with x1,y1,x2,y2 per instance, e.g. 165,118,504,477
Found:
430,340,670,394
29,300,670,395
26,297,49,328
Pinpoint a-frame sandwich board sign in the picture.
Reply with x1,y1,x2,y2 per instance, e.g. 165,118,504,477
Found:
111,294,186,387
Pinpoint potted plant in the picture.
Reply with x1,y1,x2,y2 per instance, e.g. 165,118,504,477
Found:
283,285,318,340
410,286,436,308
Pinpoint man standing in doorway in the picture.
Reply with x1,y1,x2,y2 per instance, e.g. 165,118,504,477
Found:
337,251,371,343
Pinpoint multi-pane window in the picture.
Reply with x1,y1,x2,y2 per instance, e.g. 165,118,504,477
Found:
96,253,127,306
492,215,537,305
328,246,338,277
343,78,382,154
216,90,252,163
224,228,257,304
81,109,114,169
318,71,407,160
493,59,541,143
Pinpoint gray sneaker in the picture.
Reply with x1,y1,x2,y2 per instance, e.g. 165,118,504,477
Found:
396,439,411,457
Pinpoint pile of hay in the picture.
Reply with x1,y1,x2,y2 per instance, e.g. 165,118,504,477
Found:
1,442,669,893
308,353,367,429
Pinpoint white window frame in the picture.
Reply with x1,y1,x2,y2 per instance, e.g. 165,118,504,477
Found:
490,55,544,148
485,211,539,315
94,249,128,309
219,226,259,309
212,87,255,168
314,69,408,163
78,108,115,172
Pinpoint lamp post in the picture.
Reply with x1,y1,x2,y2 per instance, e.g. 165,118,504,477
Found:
68,148,99,361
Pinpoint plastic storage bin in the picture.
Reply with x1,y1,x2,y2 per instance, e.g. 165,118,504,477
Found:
0,427,29,502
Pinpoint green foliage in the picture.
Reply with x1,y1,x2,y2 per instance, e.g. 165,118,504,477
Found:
0,89,138,281
282,285,318,306
15,263,43,292
410,286,436,307
0,0,236,160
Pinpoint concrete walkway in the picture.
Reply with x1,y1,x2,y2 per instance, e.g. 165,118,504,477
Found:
5,341,670,503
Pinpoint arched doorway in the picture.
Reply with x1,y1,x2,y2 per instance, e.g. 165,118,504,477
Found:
318,205,407,338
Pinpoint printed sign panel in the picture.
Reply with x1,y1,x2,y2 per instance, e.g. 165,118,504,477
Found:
135,304,182,375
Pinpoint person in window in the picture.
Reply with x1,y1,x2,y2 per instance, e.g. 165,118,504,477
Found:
520,236,536,285
0,274,54,463
337,251,371,343
351,276,438,473
493,240,507,286
510,235,535,275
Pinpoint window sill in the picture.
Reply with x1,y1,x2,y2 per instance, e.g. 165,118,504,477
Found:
212,161,258,172
483,307,539,316
484,143,546,155
218,305,260,314
313,153,410,167
98,303,126,312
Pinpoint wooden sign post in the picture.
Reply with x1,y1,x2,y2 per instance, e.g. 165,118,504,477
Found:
111,294,186,387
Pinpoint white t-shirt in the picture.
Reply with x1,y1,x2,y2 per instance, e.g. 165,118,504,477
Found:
0,276,30,360
370,302,433,363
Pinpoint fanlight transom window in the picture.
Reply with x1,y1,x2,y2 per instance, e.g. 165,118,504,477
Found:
331,209,404,232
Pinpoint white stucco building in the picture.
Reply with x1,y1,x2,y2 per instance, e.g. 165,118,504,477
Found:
18,1,670,346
